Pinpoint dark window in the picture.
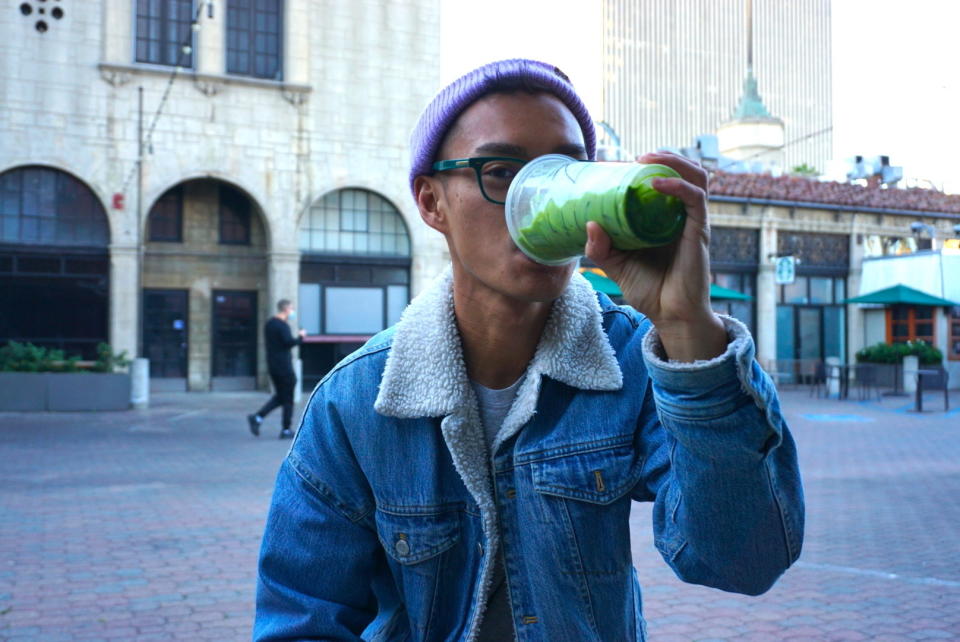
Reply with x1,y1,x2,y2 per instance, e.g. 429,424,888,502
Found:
886,306,934,345
226,0,283,80
148,186,183,242
136,0,195,68
0,251,109,360
219,185,251,245
711,271,756,334
949,307,960,361
0,166,109,247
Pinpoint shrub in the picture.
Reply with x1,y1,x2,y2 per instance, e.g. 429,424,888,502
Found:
0,341,81,372
91,342,131,373
0,341,129,373
855,341,942,365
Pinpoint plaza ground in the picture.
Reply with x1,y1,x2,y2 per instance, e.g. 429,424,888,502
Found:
1,387,958,640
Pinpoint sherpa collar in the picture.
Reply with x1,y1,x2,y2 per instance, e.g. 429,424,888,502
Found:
374,266,623,419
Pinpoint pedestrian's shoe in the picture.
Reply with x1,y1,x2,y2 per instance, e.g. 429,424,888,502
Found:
279,428,294,440
247,414,261,437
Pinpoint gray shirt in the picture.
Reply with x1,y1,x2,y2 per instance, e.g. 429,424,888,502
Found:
470,376,524,641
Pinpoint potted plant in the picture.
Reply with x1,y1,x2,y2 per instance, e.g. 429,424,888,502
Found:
854,341,943,393
0,341,132,411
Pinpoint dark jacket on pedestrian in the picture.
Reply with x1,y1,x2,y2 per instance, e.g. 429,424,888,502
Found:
264,317,301,376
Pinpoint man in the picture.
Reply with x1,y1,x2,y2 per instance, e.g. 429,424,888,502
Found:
248,298,305,440
255,59,803,640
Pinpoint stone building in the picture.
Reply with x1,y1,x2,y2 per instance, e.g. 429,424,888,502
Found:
1,0,444,391
706,172,960,387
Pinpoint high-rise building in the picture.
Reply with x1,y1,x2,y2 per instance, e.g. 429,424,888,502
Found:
602,0,832,172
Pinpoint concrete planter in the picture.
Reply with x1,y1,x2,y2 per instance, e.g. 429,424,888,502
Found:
0,372,131,411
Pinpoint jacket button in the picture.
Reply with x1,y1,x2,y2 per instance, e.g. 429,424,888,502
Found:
395,539,410,556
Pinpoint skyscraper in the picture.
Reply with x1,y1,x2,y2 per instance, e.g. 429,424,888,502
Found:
602,0,832,171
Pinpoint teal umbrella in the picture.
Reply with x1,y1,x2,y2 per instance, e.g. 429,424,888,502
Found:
842,284,958,306
580,270,753,301
709,283,753,301
580,270,622,296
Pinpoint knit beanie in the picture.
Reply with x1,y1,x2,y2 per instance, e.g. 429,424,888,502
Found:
408,58,596,195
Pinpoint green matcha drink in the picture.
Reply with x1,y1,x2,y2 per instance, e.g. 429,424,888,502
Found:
504,155,687,265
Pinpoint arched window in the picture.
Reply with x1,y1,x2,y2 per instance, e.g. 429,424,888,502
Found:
0,166,109,246
299,188,410,257
0,166,110,359
297,188,412,388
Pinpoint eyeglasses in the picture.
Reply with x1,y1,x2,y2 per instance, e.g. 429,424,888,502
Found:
431,156,528,205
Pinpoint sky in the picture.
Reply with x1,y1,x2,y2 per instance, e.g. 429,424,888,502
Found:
440,0,960,194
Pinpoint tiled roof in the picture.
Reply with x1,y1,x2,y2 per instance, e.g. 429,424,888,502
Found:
708,171,960,214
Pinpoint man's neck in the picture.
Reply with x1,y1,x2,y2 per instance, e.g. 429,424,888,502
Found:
452,281,554,390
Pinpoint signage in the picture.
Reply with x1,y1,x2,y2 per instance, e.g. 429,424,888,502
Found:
775,256,796,285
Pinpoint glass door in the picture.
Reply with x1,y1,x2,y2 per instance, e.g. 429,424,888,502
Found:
143,289,188,381
796,307,823,361
211,290,257,390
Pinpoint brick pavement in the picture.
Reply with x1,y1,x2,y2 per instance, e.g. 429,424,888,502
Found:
1,387,958,640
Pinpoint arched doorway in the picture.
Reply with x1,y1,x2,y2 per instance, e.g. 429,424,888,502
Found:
298,188,412,388
0,166,110,359
143,179,268,391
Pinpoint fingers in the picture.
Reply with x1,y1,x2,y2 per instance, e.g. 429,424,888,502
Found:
584,221,613,264
637,151,708,191
647,176,709,228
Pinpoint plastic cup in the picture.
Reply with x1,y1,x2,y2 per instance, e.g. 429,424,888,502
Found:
504,154,687,265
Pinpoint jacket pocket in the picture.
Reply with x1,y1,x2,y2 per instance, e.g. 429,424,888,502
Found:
375,507,461,565
527,443,643,639
374,507,463,639
531,443,642,505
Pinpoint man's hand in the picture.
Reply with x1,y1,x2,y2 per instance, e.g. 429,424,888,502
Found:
298,329,307,338
584,151,727,362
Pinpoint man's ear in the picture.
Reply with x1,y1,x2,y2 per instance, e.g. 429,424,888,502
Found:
414,175,448,234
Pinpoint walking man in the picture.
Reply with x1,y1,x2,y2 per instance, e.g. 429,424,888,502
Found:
255,59,803,639
248,299,305,440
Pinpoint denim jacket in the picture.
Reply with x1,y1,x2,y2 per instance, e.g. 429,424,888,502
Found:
255,269,804,641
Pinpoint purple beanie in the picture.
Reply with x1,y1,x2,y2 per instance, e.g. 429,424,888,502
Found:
408,58,596,195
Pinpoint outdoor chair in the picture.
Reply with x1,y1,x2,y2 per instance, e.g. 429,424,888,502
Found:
916,366,950,411
854,363,882,401
800,360,827,398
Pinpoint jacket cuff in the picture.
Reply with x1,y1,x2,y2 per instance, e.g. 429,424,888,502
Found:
642,316,759,413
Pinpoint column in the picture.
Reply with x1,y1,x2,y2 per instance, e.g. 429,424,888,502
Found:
196,1,223,76
756,219,778,368
847,224,865,366
109,244,140,360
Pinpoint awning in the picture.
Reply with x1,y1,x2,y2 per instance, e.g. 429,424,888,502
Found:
578,268,753,301
579,269,623,296
709,283,753,301
842,284,959,306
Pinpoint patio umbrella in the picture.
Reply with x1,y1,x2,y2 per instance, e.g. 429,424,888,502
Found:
579,269,622,296
841,284,959,306
578,268,753,301
708,283,753,301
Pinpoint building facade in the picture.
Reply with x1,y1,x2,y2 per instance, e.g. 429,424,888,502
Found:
706,172,960,387
601,0,832,172
1,0,445,391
